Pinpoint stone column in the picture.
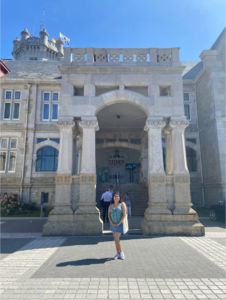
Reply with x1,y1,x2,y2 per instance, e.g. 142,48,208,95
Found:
42,120,75,236
169,117,194,214
144,118,170,214
73,117,103,235
52,120,75,215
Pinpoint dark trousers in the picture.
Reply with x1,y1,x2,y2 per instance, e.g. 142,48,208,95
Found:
103,202,110,222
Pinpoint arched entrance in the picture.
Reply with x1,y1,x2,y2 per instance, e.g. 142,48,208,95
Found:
96,102,149,220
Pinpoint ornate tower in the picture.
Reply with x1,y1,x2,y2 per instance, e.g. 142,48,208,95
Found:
11,28,64,61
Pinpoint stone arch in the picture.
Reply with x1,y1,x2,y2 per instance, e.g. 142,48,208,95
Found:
96,141,141,152
35,140,60,153
94,90,150,116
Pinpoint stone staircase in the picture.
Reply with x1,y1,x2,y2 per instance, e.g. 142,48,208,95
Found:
96,183,148,216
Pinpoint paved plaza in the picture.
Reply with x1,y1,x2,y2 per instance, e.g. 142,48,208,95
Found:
0,218,225,300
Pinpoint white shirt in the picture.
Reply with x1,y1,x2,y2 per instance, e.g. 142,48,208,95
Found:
109,189,114,195
103,191,112,202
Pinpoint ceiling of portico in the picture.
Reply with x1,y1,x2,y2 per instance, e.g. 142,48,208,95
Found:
96,103,147,135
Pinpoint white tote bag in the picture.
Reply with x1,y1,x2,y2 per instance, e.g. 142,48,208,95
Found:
123,214,129,234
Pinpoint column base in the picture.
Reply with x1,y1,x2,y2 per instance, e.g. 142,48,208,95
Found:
42,209,103,236
141,213,205,236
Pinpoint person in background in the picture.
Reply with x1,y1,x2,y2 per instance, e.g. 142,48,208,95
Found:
108,192,127,260
124,192,132,217
109,185,114,196
134,166,139,183
102,188,112,223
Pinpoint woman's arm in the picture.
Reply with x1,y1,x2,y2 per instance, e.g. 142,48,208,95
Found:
116,202,127,226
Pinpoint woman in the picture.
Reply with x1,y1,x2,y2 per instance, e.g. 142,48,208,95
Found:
108,192,127,260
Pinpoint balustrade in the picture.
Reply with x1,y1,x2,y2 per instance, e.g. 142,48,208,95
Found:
67,47,180,66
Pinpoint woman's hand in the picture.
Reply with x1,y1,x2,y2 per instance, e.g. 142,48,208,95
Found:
115,223,121,227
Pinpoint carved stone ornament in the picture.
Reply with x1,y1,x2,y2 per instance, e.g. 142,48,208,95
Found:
149,174,166,184
55,174,72,185
56,120,75,129
79,120,99,131
80,174,96,185
174,174,190,184
169,120,189,129
144,120,166,131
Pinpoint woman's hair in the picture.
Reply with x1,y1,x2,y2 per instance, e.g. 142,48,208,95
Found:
110,192,122,204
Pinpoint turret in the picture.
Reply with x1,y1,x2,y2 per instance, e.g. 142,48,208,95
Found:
20,29,30,41
39,28,49,47
56,38,64,60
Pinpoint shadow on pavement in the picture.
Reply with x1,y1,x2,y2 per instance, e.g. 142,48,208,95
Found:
56,258,113,267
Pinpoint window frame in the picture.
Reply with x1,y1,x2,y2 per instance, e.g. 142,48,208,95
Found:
14,90,21,100
5,90,12,100
42,91,59,122
8,151,17,173
12,102,20,120
10,138,18,149
0,151,7,173
43,92,51,102
184,103,191,121
52,92,59,102
159,85,171,97
0,138,8,149
183,92,190,102
3,102,12,120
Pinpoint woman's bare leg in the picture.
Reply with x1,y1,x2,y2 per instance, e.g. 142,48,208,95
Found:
112,232,118,253
114,232,122,253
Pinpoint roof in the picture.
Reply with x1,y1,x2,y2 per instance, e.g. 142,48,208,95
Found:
1,60,62,80
181,61,203,80
210,27,226,50
0,60,11,76
1,59,204,81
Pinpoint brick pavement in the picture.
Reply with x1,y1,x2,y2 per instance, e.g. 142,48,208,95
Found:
0,218,225,299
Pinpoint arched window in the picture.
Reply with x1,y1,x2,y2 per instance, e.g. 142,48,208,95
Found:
186,147,197,172
36,146,58,171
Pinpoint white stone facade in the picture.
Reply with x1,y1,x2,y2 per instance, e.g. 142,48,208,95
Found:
0,28,225,235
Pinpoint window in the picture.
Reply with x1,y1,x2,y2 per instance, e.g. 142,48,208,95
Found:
30,57,37,60
3,90,21,120
131,139,141,144
50,138,60,143
183,93,190,102
96,139,104,144
14,91,21,100
119,139,128,142
13,103,20,119
37,138,47,143
160,86,171,96
187,138,196,144
4,103,11,119
42,92,59,121
0,137,17,173
186,147,197,172
5,91,12,100
74,86,84,96
36,146,59,172
184,104,190,120
125,86,148,96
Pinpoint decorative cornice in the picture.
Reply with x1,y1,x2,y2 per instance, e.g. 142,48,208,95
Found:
174,174,190,184
79,120,99,131
144,120,166,131
56,120,75,129
169,120,189,129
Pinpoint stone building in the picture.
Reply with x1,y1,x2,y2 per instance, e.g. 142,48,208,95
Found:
0,28,225,236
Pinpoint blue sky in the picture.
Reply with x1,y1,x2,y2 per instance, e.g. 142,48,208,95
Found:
1,0,225,61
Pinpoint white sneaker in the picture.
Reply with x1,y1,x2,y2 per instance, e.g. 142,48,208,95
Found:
119,251,125,260
114,253,120,260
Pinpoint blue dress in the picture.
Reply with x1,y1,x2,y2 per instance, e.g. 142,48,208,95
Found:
110,203,123,233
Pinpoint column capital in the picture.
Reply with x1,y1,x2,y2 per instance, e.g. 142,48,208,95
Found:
79,120,99,131
169,120,189,129
144,120,166,131
56,120,75,129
